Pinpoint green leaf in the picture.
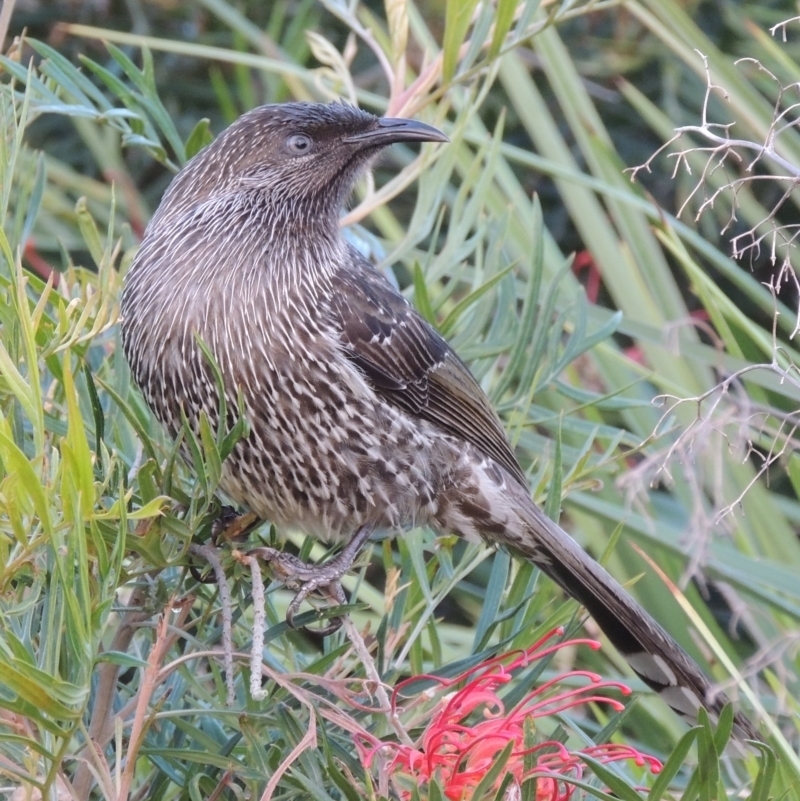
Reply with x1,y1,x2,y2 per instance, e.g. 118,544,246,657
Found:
95,377,162,480
75,196,105,268
442,0,480,82
473,548,509,651
198,410,223,490
185,117,214,159
27,39,111,110
82,361,104,462
648,726,699,801
180,408,209,497
469,739,514,798
97,495,167,521
0,425,52,537
488,0,518,59
19,152,45,248
440,263,515,337
412,260,437,324
579,754,647,801
79,53,141,111
713,702,734,752
543,419,562,522
95,651,150,669
696,707,720,801
746,741,777,801
60,355,95,521
428,778,445,801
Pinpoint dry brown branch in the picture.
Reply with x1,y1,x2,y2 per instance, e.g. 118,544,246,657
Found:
73,585,150,800
118,600,191,801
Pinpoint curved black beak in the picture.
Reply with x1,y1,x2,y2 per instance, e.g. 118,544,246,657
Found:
343,117,449,148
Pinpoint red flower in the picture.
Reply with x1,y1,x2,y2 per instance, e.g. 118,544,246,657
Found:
359,628,662,800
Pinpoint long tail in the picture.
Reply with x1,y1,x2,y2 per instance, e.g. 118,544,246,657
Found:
512,498,758,740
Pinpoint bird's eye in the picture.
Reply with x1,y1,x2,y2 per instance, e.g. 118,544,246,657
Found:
286,134,313,154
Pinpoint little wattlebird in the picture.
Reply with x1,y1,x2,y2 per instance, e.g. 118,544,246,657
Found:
121,101,757,738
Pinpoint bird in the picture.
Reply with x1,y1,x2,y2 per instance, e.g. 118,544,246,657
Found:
120,100,757,738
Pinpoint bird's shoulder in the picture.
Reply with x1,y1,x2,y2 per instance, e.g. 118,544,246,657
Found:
326,245,527,487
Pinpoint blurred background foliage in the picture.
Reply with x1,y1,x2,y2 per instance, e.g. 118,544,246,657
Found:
2,0,800,799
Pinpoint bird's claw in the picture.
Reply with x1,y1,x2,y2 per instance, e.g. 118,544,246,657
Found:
286,578,346,636
248,525,373,636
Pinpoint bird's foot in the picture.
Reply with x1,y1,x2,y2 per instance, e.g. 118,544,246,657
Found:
249,524,373,636
212,507,260,544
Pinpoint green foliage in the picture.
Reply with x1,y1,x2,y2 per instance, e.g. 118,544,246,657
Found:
1,1,799,799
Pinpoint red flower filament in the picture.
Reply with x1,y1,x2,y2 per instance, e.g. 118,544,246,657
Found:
360,628,662,800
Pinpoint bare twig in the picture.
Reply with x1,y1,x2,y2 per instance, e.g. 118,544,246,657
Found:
189,543,236,705
627,51,800,287
341,616,414,747
770,16,800,42
620,295,800,581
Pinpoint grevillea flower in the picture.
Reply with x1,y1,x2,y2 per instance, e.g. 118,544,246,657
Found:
359,628,662,800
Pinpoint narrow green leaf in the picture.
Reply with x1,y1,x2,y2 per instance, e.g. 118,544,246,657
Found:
184,118,214,160
0,56,61,104
82,361,104,460
440,263,515,336
198,411,223,490
27,39,109,109
746,741,777,801
180,408,209,496
578,754,647,801
97,495,167,521
442,0,480,82
61,355,95,520
136,47,186,163
412,260,436,324
696,707,720,801
75,197,105,268
13,265,45,454
473,548,509,651
544,419,562,522
469,739,514,798
713,702,734,752
95,377,162,481
0,426,52,536
488,0,518,59
648,726,699,801
0,657,83,719
0,340,38,438
77,54,141,115
104,41,149,94
20,153,45,248
428,778,445,801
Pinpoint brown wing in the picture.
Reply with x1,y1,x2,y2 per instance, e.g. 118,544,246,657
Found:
329,247,527,488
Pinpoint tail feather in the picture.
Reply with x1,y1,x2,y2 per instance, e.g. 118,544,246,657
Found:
514,500,759,740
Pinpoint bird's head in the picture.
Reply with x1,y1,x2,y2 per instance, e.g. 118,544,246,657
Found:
152,102,448,231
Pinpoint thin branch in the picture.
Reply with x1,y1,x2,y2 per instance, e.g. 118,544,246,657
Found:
627,50,800,277
189,543,236,705
341,616,414,747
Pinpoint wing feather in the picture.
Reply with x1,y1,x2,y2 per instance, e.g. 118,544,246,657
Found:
329,248,527,487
